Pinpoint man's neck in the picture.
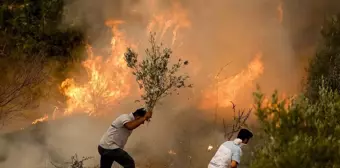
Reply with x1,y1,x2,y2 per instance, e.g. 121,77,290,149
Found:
233,138,242,145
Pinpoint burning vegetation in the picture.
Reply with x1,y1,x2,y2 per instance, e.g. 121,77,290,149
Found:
1,0,340,167
27,0,267,125
31,1,194,124
200,52,264,109
59,21,132,117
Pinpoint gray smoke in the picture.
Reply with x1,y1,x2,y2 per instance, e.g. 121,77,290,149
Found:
2,0,340,167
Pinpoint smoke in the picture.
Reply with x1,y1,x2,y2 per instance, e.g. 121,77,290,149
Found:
2,0,340,167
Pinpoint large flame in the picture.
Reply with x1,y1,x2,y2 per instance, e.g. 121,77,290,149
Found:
200,52,264,109
30,2,191,124
60,20,131,116
29,1,272,126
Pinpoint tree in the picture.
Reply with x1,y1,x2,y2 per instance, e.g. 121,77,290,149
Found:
0,0,86,83
250,85,340,168
124,33,191,112
0,0,85,57
306,14,340,101
0,53,47,127
0,0,87,126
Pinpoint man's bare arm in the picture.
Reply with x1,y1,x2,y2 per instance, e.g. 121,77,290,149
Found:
230,160,238,168
124,112,152,130
124,117,146,130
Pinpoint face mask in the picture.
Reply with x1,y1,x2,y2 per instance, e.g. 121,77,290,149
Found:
234,138,248,148
233,138,242,145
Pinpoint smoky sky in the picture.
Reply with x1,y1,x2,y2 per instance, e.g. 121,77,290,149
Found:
284,0,340,52
65,0,340,50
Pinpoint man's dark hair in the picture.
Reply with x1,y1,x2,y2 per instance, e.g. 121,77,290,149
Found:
133,108,147,117
237,128,253,140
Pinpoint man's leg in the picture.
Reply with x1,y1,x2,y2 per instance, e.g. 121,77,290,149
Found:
100,155,114,168
98,146,114,168
110,148,135,168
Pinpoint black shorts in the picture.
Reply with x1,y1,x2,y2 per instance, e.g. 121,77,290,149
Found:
98,145,135,168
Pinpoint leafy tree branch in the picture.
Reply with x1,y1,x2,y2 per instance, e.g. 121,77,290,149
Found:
124,32,191,112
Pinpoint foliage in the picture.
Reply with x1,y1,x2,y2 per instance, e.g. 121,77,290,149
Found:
0,0,85,60
306,14,340,101
0,0,86,85
124,33,191,111
250,86,340,168
0,0,87,126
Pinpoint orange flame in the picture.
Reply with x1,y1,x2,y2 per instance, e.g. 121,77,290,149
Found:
32,114,48,125
26,0,192,127
30,2,192,125
60,20,132,116
261,93,296,110
200,52,264,109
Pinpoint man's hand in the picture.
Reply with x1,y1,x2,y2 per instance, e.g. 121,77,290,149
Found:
144,111,152,121
124,112,151,130
230,160,238,168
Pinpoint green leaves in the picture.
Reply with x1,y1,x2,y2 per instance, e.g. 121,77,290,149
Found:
288,16,340,167
0,0,85,60
124,32,191,111
251,87,340,168
306,14,340,102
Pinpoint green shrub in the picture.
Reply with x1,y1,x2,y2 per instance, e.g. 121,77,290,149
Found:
251,86,340,168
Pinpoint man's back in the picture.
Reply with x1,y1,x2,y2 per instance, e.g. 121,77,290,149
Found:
99,113,135,149
209,140,242,168
97,108,151,168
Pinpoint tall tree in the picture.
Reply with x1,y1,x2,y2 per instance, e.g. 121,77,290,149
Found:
306,14,340,101
0,53,46,127
0,0,87,126
0,0,85,61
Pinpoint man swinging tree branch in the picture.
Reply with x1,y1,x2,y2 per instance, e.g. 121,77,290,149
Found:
98,108,152,168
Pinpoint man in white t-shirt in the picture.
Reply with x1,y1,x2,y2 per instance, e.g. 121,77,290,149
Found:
98,108,152,168
208,129,253,168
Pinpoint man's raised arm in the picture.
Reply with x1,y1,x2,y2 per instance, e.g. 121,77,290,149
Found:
124,117,146,130
124,111,152,130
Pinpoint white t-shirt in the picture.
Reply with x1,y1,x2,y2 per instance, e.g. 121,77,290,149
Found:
99,113,135,149
208,139,242,168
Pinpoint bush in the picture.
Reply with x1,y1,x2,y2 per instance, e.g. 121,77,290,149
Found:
251,86,340,168
306,14,340,101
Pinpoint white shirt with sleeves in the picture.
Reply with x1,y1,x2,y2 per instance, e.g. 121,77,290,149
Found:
208,139,242,168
